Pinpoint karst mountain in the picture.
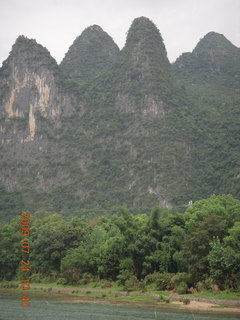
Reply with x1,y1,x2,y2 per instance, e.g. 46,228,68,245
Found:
0,17,239,220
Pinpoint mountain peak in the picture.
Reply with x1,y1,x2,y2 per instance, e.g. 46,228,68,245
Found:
173,31,240,85
0,34,73,130
126,16,163,46
193,31,238,55
6,35,58,73
12,35,50,53
124,16,169,66
87,17,173,111
15,35,31,44
120,16,171,96
60,25,119,81
83,24,104,33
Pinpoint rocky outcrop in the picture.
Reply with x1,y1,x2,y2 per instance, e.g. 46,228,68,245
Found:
0,36,74,140
0,18,239,220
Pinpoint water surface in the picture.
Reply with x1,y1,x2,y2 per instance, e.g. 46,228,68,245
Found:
0,292,239,320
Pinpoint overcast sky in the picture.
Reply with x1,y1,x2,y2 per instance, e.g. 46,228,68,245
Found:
0,0,239,66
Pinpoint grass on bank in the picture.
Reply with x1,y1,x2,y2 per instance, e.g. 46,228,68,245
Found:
1,280,240,301
190,290,240,300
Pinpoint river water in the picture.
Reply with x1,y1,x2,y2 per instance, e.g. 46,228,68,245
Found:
0,292,239,320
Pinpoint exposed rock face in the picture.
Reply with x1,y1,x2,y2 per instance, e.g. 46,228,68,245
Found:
60,25,119,81
0,18,239,220
0,36,74,140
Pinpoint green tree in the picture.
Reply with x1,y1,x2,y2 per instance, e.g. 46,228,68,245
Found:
61,247,91,284
30,213,85,275
97,236,125,280
223,222,240,276
208,236,226,286
180,213,226,282
0,219,21,280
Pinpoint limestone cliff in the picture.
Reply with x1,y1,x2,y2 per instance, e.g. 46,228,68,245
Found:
0,18,239,221
0,36,74,140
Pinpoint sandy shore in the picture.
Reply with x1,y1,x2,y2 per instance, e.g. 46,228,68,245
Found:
170,300,240,314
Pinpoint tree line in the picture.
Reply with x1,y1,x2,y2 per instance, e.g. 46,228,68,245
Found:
1,194,240,293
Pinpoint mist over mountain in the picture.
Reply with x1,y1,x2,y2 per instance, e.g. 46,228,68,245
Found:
0,17,239,220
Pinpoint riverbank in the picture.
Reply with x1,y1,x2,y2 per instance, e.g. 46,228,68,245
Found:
1,283,240,315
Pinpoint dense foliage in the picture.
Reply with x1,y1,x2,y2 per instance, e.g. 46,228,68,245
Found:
0,17,239,222
60,25,119,83
1,195,240,292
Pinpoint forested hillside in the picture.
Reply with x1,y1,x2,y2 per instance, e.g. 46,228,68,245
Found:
0,17,239,221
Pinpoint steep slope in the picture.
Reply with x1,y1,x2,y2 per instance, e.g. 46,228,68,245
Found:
120,16,172,96
0,36,76,219
172,32,240,201
0,36,74,136
0,18,196,220
87,17,173,112
74,17,193,210
60,25,119,82
173,31,240,87
0,19,239,221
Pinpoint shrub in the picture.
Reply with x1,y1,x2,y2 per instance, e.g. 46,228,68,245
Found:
196,281,205,291
176,281,188,294
183,298,190,305
102,282,112,288
56,278,68,285
139,280,147,292
155,273,174,290
124,275,139,291
188,287,197,294
81,272,93,285
29,273,42,283
0,282,18,288
211,284,221,293
40,276,51,283
223,273,240,291
172,273,192,288
196,278,213,291
117,270,133,285
144,272,161,284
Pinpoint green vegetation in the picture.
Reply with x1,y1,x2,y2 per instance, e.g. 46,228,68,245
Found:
60,25,119,83
182,298,190,305
190,290,240,300
1,195,240,297
172,31,240,205
0,18,239,221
